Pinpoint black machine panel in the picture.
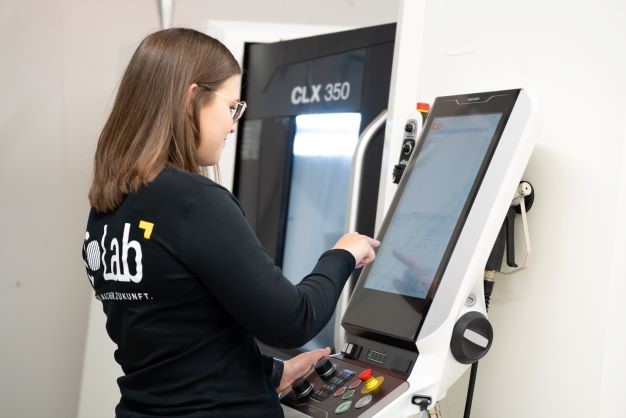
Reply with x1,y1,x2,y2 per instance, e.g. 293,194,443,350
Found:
234,23,395,268
342,90,523,345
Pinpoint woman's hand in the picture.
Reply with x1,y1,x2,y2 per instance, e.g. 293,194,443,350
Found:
332,232,380,269
277,347,332,393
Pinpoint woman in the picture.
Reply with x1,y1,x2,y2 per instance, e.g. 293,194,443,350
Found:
83,28,379,418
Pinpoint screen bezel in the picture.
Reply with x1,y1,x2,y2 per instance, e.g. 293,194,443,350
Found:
342,89,522,343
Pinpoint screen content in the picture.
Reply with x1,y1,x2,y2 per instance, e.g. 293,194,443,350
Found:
364,113,503,299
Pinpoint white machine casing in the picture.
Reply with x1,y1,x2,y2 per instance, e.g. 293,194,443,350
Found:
367,90,535,417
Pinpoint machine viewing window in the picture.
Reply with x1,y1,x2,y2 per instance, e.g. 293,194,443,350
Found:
364,113,502,299
282,113,362,287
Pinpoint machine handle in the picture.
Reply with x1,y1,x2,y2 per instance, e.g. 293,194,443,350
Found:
505,206,518,268
333,109,388,351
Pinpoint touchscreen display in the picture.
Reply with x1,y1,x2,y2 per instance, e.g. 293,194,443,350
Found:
364,113,503,299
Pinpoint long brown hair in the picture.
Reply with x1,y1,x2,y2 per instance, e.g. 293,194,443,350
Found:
89,28,240,212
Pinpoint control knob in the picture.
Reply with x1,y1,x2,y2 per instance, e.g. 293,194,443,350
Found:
450,311,493,364
314,358,336,380
402,141,414,155
292,377,313,400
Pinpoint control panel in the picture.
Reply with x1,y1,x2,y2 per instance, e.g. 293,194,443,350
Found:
392,119,419,184
281,356,408,417
281,89,533,417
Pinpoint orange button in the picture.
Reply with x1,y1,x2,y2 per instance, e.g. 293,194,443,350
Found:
417,102,430,111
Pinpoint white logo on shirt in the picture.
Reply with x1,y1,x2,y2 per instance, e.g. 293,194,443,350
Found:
83,222,143,283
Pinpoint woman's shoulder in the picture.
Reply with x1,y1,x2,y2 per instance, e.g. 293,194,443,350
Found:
153,167,237,204
157,167,222,191
150,167,246,221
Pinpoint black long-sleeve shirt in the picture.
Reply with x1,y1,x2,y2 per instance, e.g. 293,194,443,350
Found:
82,167,355,418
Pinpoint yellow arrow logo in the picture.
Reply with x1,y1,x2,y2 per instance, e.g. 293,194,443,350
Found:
138,220,154,239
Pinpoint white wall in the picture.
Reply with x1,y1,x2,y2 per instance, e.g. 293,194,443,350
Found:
411,1,626,417
0,1,398,418
0,1,158,418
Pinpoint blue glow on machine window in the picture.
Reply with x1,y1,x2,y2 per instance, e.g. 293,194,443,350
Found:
281,112,361,350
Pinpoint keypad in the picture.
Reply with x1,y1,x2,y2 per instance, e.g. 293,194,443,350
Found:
311,390,330,401
307,368,364,407
329,376,344,386
336,369,355,381
317,369,356,396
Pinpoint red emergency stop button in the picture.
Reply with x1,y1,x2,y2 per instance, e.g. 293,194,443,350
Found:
358,369,373,382
358,368,383,393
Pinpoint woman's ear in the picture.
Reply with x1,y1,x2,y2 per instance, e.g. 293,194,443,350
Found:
187,83,198,117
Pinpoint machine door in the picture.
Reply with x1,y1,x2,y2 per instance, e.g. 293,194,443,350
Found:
233,23,395,355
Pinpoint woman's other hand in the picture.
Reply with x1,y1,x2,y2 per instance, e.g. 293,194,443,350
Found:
332,232,380,269
277,347,332,393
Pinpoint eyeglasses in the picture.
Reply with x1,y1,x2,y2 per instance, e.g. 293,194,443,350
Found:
213,91,247,123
